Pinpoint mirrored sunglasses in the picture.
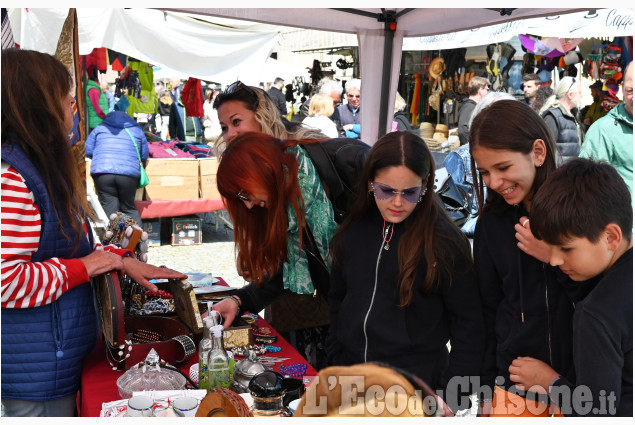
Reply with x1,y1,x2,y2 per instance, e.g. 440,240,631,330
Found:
371,182,424,204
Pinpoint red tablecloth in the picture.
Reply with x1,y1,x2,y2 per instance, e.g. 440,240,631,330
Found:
135,198,225,219
79,278,316,417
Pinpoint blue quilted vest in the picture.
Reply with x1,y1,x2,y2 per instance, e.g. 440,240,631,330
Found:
1,140,98,401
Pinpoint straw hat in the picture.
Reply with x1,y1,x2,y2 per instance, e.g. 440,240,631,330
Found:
433,132,447,141
429,57,445,79
435,123,448,134
420,122,434,129
420,127,435,138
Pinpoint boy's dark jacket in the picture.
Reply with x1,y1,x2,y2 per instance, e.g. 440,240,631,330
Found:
474,203,596,402
551,247,632,416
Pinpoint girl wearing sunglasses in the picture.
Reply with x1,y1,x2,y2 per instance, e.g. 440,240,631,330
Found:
327,131,485,414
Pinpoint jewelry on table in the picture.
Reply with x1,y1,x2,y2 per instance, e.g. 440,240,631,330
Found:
279,363,308,378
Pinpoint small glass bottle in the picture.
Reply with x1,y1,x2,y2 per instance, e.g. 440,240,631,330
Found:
208,324,230,389
197,317,213,391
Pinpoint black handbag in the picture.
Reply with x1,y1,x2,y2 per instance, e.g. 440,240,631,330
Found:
434,168,471,227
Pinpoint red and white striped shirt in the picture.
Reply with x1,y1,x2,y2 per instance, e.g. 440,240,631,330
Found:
1,163,127,309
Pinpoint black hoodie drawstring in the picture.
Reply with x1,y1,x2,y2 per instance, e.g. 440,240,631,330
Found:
515,207,526,323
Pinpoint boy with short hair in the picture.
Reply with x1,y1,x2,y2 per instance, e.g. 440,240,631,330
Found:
508,157,633,416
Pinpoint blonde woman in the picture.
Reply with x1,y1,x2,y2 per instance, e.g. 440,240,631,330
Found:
302,93,339,138
212,81,321,153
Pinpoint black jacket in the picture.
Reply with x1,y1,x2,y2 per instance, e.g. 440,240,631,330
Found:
268,86,287,116
327,207,485,411
474,204,595,403
457,98,476,146
551,248,633,416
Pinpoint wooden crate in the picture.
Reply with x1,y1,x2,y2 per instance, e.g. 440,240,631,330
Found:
144,158,199,201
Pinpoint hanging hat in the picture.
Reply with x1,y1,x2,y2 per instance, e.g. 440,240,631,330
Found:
429,57,445,79
563,50,583,66
538,69,552,84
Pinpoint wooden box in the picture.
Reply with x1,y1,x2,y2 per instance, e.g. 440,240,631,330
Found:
92,272,203,370
223,316,253,349
144,158,199,201
199,157,221,199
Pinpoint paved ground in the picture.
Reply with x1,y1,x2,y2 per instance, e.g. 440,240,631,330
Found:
145,212,246,289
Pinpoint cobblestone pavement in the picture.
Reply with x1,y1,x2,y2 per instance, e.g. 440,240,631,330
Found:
145,212,247,289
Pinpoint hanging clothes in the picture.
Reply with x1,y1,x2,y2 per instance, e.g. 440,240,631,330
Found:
108,49,127,71
125,59,157,116
181,77,204,118
410,73,420,125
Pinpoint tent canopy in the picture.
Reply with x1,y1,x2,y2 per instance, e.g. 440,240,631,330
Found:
165,8,597,143
12,7,609,143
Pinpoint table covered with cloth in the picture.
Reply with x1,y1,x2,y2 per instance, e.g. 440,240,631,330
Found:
78,277,316,417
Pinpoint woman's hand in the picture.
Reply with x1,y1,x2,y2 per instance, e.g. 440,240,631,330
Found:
508,356,558,394
212,298,239,328
515,216,551,263
121,257,188,292
342,124,354,131
81,250,125,277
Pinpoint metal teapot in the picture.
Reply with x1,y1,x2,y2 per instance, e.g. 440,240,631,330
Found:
231,349,265,393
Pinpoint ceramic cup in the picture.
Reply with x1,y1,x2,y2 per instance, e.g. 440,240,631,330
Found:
282,377,305,407
127,395,154,417
173,396,199,417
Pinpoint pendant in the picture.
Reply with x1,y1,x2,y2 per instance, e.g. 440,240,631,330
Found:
384,243,390,251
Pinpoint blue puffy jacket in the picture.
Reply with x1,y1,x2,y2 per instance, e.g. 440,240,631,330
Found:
86,111,149,177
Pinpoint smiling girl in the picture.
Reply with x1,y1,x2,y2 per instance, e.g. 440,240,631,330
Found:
469,100,586,416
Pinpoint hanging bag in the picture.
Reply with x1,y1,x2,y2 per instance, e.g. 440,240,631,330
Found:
124,127,149,189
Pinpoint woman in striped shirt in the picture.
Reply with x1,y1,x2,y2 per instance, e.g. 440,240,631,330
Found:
1,49,186,417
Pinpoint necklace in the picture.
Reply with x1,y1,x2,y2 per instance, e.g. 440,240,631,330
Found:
382,219,394,251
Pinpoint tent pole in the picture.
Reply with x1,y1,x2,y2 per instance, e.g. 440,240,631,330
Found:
377,22,394,140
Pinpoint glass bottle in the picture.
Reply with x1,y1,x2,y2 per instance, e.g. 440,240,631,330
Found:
208,324,230,389
198,317,213,391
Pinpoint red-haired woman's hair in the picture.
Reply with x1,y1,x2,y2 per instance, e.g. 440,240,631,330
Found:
216,132,307,284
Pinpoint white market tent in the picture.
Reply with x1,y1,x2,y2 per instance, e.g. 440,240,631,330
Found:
158,7,599,143
13,7,633,143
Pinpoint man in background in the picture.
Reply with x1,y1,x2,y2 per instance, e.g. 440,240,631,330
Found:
268,77,287,117
338,78,361,139
580,61,633,195
457,76,489,145
522,73,541,107
582,80,607,129
170,77,182,102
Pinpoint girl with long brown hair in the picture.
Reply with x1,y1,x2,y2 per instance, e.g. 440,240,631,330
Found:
327,131,485,413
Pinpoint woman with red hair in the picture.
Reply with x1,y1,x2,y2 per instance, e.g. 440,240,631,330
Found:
214,131,338,369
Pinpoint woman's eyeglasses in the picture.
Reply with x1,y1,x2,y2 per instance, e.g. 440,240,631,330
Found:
213,80,258,108
236,190,251,202
371,182,424,204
